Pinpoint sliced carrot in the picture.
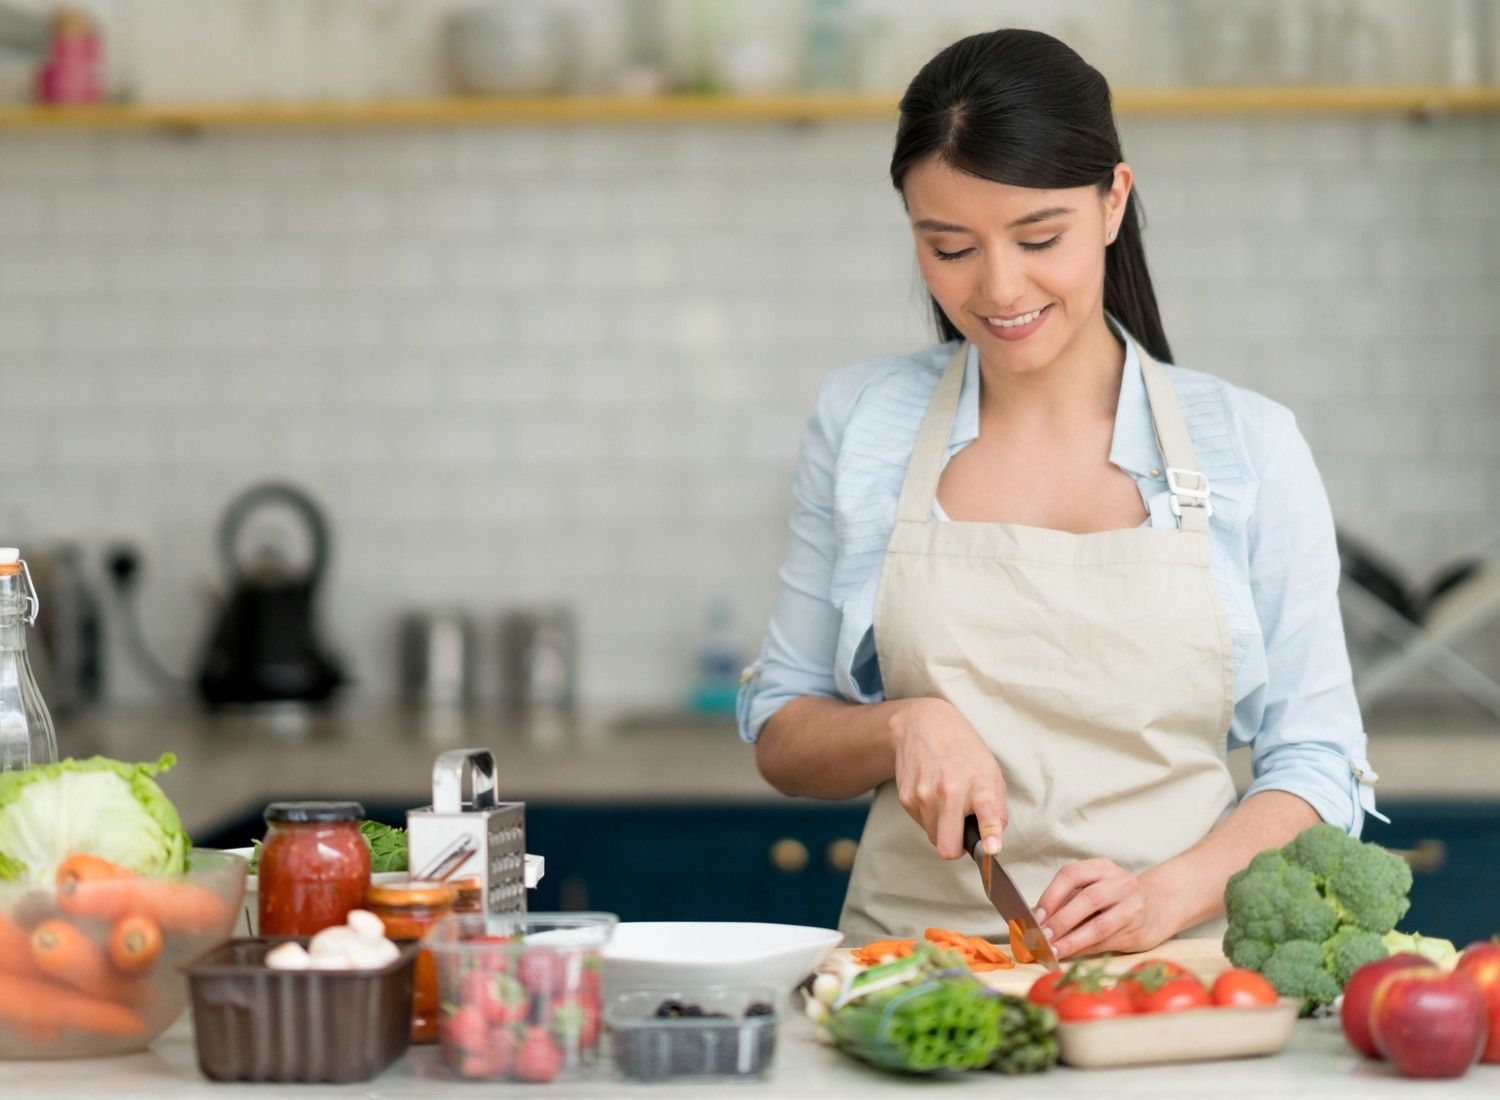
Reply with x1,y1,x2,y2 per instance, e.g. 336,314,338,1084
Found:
970,959,1014,972
1008,919,1036,965
0,972,146,1038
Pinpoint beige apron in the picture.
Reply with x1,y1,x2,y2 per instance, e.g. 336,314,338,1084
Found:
840,337,1236,945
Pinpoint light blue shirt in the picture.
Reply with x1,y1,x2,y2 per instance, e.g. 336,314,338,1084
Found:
738,334,1381,836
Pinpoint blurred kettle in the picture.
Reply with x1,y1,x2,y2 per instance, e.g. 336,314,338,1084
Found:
196,482,345,708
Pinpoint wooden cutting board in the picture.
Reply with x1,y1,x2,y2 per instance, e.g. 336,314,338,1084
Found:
829,937,1231,997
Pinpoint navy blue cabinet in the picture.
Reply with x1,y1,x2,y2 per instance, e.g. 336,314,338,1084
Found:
524,802,869,927
1365,800,1500,947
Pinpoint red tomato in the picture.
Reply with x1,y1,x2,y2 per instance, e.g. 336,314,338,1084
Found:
1055,987,1135,1022
1135,975,1212,1014
1027,970,1068,1007
1211,969,1279,1008
1114,959,1189,1007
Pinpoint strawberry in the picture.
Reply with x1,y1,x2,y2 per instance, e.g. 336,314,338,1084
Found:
514,1024,563,1083
516,950,565,995
441,1004,487,1054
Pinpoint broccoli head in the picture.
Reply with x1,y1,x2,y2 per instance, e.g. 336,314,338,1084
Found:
1224,850,1335,945
1261,940,1341,1010
1222,926,1273,971
1281,822,1361,885
1322,925,1389,985
1324,843,1413,934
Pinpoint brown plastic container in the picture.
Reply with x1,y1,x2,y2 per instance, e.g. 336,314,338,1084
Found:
184,937,419,1083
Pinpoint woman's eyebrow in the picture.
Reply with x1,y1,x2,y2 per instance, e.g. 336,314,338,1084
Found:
912,206,1075,234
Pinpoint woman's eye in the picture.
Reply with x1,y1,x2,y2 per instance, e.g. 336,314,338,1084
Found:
1019,235,1061,252
931,247,974,262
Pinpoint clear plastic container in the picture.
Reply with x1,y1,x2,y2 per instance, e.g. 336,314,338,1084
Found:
426,912,615,1083
606,986,779,1083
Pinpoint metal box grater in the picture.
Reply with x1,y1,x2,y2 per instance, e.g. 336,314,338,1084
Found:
406,748,527,916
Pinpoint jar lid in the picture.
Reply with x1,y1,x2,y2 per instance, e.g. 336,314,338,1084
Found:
365,880,457,909
263,800,364,823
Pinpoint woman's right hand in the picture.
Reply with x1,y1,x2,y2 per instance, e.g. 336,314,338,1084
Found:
888,697,1008,861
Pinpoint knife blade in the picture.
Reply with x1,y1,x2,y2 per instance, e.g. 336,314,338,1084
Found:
962,815,1060,972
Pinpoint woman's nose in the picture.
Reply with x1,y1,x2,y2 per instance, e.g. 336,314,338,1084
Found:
976,251,1027,308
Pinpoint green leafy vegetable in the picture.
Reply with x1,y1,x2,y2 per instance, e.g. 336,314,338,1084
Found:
0,754,189,884
359,820,407,874
248,819,407,874
823,943,1052,1075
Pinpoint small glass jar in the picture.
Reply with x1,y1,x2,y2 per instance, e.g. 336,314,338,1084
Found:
259,801,370,937
448,875,483,914
365,880,458,1043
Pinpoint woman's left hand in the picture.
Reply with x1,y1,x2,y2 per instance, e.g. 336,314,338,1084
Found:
1033,860,1177,959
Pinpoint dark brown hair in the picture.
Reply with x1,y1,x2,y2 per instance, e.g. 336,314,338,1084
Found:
890,28,1172,363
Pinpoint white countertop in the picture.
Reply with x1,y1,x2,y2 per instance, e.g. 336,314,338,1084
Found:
52,701,1500,836
1,1012,1497,1098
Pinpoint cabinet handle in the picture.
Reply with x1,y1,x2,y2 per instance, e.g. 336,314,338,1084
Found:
825,838,858,873
1390,839,1446,875
770,838,809,874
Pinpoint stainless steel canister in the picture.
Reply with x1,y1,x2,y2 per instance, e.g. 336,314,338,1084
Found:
398,610,476,707
498,604,575,713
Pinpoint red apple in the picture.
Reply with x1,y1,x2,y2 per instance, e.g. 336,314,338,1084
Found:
1340,954,1429,1058
1455,941,1500,1065
1369,967,1488,1078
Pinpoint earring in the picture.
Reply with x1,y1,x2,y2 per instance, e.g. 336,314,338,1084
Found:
1107,229,1117,243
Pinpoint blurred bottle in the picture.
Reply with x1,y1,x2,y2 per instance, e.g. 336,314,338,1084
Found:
0,549,58,772
687,597,745,716
34,6,101,104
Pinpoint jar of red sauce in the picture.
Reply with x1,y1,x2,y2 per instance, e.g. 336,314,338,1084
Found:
259,801,370,936
364,880,457,1043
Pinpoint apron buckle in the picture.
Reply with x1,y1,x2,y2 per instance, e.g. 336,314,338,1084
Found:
1166,467,1213,518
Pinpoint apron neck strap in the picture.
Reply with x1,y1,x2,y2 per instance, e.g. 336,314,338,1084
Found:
1136,344,1211,533
894,344,968,524
893,336,1212,532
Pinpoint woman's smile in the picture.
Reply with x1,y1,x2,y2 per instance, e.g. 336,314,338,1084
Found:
978,304,1053,341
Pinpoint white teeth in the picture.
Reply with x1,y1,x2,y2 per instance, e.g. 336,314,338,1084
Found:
987,308,1044,328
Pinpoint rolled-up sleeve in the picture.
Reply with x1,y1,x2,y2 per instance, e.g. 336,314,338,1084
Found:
736,377,848,742
1236,411,1382,835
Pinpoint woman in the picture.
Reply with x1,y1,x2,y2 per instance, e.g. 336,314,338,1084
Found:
738,29,1381,959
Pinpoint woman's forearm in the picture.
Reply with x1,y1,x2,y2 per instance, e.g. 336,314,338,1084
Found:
755,695,915,800
1145,789,1322,933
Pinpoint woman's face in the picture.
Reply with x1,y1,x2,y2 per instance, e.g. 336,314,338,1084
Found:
903,157,1132,375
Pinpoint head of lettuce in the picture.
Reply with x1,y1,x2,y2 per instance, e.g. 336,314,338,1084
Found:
0,754,191,885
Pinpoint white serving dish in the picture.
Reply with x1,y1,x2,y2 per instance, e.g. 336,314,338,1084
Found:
601,922,843,995
222,848,545,936
1056,997,1301,1068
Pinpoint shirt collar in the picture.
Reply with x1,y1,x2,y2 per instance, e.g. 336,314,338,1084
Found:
945,320,1165,481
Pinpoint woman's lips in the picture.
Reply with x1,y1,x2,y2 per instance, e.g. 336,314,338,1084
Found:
978,304,1051,342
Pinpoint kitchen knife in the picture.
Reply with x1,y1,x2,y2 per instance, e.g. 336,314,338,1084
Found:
962,815,1060,972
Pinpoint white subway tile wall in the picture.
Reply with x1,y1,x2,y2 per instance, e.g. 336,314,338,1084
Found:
1,115,1497,705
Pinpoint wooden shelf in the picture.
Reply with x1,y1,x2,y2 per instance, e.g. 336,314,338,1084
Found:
1,87,1498,132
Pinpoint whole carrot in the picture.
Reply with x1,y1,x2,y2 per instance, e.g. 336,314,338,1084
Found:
107,915,162,975
56,855,228,933
30,919,142,1003
126,879,229,934
0,913,47,980
56,855,139,922
0,972,146,1038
